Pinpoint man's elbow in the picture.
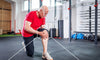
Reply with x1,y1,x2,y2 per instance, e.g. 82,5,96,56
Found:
24,21,32,32
24,26,29,31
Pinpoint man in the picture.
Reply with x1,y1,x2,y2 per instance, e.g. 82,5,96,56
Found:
22,6,53,60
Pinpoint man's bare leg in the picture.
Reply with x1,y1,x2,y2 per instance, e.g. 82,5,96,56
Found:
41,30,48,54
41,30,53,60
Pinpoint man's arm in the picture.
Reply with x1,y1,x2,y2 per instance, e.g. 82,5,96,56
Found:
24,21,45,37
24,21,39,34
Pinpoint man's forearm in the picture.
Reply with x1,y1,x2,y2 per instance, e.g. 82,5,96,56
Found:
24,26,38,34
24,21,39,34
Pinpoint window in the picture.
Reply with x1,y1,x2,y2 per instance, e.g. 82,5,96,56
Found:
50,0,54,7
24,0,28,11
43,0,50,6
32,0,40,9
81,0,84,1
23,0,62,11
56,2,62,6
43,0,62,7
23,0,40,11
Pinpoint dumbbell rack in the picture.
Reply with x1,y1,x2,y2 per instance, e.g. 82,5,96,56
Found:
74,6,100,41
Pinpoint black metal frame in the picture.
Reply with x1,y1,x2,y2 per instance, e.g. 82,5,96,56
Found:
28,0,30,13
89,6,91,33
95,0,98,44
69,0,72,42
40,0,42,7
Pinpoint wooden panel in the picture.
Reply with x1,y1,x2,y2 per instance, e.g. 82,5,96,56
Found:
0,0,3,8
0,21,11,33
0,10,2,20
2,1,11,9
0,29,3,35
2,21,10,30
2,10,11,20
3,30,10,34
0,0,11,9
0,0,11,34
0,21,2,27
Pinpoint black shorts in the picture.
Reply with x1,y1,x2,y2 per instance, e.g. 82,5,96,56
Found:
33,28,48,38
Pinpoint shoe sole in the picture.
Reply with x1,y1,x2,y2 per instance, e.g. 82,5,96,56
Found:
42,56,53,60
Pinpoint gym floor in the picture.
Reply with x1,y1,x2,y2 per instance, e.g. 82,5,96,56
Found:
0,36,100,60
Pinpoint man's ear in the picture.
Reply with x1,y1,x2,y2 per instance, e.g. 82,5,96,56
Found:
40,9,42,12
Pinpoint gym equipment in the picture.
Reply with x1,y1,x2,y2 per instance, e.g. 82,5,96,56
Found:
7,31,16,35
58,20,63,38
83,36,87,40
76,33,84,40
49,28,56,38
87,34,95,41
71,34,76,39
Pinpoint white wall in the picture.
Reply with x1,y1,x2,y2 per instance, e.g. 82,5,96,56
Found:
63,2,69,38
11,2,15,31
71,0,77,33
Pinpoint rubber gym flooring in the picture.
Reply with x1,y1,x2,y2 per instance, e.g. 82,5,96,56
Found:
0,36,100,60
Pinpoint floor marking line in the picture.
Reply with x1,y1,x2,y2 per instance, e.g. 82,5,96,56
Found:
8,37,39,60
51,38,80,60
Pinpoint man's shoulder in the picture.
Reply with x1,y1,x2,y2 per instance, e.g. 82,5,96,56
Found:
29,11,36,15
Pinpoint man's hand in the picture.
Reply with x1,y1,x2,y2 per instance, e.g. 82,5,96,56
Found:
38,30,49,39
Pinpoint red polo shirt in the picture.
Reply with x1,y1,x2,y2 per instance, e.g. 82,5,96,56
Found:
22,11,45,37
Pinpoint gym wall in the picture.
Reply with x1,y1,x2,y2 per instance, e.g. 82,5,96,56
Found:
62,2,70,38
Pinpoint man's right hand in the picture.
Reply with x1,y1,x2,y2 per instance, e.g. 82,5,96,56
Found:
38,30,48,39
38,32,46,38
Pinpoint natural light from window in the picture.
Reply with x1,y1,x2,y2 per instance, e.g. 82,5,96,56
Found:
23,0,62,11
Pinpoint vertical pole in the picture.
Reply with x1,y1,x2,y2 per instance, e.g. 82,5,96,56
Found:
50,0,51,6
54,0,56,17
89,6,91,33
54,0,56,28
28,0,30,13
95,0,98,44
69,0,72,42
40,0,42,7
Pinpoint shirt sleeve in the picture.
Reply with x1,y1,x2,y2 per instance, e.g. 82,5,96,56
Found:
25,11,33,22
42,18,45,25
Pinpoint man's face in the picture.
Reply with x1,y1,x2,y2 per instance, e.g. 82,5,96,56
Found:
40,9,48,18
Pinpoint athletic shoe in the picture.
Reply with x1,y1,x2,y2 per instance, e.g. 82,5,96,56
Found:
42,52,53,60
22,42,26,51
